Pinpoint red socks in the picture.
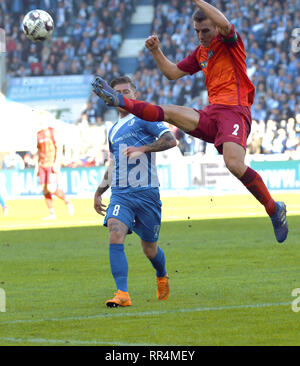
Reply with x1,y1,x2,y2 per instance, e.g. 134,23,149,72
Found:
44,189,69,215
44,192,53,210
123,98,165,122
54,189,68,203
240,167,276,216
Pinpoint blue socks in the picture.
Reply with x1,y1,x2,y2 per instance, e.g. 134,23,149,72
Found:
109,244,128,292
149,247,166,278
109,244,166,293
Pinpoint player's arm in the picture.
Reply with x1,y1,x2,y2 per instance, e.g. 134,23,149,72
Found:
94,158,114,216
122,131,177,158
142,131,177,153
145,35,188,80
192,0,232,36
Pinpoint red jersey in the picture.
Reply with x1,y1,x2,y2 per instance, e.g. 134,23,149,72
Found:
177,25,255,107
37,127,57,168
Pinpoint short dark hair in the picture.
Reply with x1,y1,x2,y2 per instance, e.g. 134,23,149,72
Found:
110,76,136,90
192,9,208,23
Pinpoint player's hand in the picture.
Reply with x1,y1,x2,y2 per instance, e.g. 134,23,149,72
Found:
94,193,107,216
122,146,146,158
192,0,205,6
145,35,160,52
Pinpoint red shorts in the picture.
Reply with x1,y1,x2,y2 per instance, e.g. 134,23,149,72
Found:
38,166,58,186
188,104,252,154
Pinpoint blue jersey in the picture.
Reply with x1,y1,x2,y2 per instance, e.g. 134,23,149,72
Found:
108,113,169,193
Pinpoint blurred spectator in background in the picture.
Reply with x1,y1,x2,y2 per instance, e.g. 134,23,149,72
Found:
23,151,36,168
4,0,134,78
34,118,74,220
82,101,97,125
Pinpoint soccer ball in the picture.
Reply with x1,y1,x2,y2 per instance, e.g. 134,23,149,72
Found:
22,9,54,42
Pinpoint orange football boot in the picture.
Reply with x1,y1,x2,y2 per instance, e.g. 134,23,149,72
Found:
156,274,170,300
105,290,132,308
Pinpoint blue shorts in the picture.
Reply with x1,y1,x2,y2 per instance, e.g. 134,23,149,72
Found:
104,188,162,242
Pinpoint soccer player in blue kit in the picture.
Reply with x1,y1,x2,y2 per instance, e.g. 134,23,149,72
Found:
93,76,177,307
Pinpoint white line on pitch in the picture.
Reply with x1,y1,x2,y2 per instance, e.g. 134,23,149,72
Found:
1,301,291,326
0,337,155,346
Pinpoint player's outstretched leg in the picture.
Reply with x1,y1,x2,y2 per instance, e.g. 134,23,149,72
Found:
92,76,124,107
92,76,165,122
240,168,288,243
223,143,288,244
269,202,288,243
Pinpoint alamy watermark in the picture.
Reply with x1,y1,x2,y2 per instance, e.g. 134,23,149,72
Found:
291,28,300,54
291,288,300,313
0,28,5,53
101,144,159,189
0,288,5,312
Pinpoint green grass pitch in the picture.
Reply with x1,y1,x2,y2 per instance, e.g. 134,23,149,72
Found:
0,193,299,346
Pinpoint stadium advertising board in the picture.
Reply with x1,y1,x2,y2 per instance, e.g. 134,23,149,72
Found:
250,160,300,190
7,75,93,101
0,165,172,197
188,158,243,192
0,160,299,198
6,75,94,123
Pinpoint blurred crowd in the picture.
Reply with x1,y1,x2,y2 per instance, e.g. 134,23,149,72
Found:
2,0,132,118
2,0,135,122
2,0,300,161
134,0,300,156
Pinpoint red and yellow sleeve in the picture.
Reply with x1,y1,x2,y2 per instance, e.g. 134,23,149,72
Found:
177,46,202,75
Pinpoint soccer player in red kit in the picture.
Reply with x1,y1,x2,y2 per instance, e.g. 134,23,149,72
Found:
34,119,74,220
92,0,288,243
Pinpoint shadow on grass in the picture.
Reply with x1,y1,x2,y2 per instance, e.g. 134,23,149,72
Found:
1,214,298,247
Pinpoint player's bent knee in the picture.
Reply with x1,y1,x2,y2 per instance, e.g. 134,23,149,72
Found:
224,158,244,178
141,241,157,259
109,231,126,244
107,219,128,244
159,104,174,121
159,104,199,132
224,158,236,173
143,248,156,259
